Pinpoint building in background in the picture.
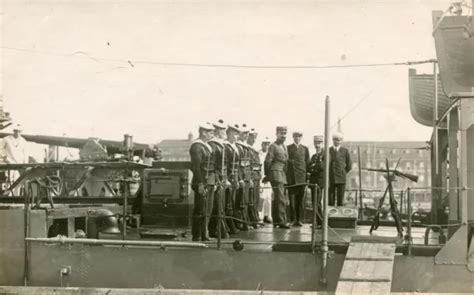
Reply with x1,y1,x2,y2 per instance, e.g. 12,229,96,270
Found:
344,141,431,191
158,135,431,191
157,132,194,161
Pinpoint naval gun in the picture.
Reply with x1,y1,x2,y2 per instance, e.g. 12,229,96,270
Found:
0,133,191,229
0,132,161,199
0,132,161,162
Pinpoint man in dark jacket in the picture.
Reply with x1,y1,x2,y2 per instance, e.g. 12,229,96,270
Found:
223,124,242,235
307,135,324,226
287,131,310,226
247,128,261,227
235,124,252,231
329,133,352,206
208,119,230,239
189,122,216,241
264,126,290,229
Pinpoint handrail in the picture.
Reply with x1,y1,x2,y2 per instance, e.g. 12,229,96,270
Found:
26,236,208,249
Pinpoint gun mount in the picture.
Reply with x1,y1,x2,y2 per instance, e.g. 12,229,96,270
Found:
363,158,419,237
0,132,161,162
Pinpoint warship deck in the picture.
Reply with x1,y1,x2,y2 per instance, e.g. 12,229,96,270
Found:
138,223,439,252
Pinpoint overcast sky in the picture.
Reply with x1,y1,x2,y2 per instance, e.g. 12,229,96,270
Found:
1,0,453,151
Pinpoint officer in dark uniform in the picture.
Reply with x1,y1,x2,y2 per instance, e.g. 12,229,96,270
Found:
287,131,310,226
307,135,324,226
223,124,241,234
189,122,216,241
208,119,230,239
247,128,261,228
235,124,252,231
329,132,352,206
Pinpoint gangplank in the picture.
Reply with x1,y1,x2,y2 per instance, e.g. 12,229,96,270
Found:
336,236,397,294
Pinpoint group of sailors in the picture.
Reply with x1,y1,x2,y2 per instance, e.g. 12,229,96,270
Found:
189,120,352,241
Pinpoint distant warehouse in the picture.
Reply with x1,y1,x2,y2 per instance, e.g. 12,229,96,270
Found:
157,135,430,191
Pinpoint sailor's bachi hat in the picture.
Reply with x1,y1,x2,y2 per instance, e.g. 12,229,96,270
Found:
227,124,241,133
199,122,214,131
262,137,271,143
213,119,226,129
240,124,250,133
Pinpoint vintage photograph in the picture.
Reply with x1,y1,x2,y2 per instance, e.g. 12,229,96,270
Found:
0,0,473,294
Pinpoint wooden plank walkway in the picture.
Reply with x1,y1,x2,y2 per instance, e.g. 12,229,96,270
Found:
336,236,397,294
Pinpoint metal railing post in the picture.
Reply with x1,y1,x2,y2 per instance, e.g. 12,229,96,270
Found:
357,146,363,220
122,180,128,240
406,187,413,256
399,190,404,219
217,187,222,249
23,181,31,286
320,95,330,286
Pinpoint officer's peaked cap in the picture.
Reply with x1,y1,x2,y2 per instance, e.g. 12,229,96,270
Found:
313,135,323,142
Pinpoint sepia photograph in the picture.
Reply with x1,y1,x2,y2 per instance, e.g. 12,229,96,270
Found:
0,0,473,294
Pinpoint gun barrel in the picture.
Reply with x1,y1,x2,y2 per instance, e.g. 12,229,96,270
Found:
363,167,419,183
0,132,151,154
363,168,386,172
394,170,419,183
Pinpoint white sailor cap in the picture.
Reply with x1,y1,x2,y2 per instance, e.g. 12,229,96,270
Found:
240,124,250,133
227,124,241,133
249,128,258,135
13,123,22,131
199,122,214,131
213,119,226,129
262,137,271,143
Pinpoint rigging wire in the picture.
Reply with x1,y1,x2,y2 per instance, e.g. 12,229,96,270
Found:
329,71,391,130
1,45,436,69
1,45,437,135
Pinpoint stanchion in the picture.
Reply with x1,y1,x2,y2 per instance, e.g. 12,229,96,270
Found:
320,95,330,286
399,190,404,218
406,187,413,256
23,181,31,286
217,186,222,249
122,181,128,240
311,186,318,253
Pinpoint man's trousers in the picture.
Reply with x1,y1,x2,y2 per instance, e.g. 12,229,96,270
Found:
288,185,306,223
271,182,288,225
329,183,345,207
192,185,214,241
